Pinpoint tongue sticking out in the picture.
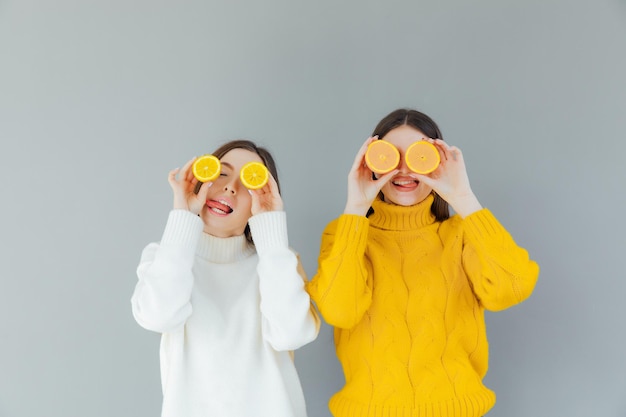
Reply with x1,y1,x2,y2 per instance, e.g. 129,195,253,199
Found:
207,200,233,214
393,179,419,190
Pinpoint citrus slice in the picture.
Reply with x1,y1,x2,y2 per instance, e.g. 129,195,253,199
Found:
192,154,221,182
240,161,269,190
365,140,400,174
405,140,440,174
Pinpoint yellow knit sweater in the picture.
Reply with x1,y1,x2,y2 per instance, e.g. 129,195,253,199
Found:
307,194,539,417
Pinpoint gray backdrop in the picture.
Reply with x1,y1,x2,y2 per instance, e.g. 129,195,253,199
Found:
1,1,625,416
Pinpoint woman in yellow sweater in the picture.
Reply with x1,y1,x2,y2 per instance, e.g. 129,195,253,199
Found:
307,108,539,417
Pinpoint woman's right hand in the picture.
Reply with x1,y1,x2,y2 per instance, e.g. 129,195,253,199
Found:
168,157,213,215
344,137,398,216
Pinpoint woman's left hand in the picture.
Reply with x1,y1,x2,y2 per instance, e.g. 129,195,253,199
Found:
249,173,284,215
415,139,483,218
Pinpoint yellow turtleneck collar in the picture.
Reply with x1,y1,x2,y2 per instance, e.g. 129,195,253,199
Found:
369,193,437,231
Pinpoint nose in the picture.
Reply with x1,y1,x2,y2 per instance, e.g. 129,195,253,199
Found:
223,179,237,195
396,151,409,173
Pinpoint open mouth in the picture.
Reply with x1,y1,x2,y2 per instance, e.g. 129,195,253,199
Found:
206,199,233,215
391,178,419,190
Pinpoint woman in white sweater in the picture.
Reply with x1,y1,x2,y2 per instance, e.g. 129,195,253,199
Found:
131,140,320,417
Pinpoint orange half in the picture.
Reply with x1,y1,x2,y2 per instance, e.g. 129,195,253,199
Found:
405,141,440,174
192,154,221,182
365,140,400,174
240,161,269,190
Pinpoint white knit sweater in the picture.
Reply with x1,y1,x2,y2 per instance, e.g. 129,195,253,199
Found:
131,209,320,417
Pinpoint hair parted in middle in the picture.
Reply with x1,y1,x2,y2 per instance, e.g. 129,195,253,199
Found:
371,108,450,222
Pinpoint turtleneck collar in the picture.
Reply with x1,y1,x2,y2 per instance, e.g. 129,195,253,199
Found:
369,193,437,231
196,232,256,263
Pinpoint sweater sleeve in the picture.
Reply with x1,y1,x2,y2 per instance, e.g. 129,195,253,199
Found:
248,211,320,351
306,215,372,329
131,210,203,333
460,208,540,311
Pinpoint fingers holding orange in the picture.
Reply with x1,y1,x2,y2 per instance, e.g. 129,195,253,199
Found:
169,157,196,185
405,140,441,174
365,139,400,174
247,167,283,213
439,141,462,162
192,155,221,182
168,167,180,183
191,155,270,190
176,157,195,181
428,139,465,164
350,136,377,173
240,161,269,190
262,172,280,195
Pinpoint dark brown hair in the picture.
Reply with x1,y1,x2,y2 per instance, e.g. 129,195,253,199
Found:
371,108,450,221
196,139,280,244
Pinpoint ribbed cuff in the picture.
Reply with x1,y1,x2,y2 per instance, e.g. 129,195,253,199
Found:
329,389,495,417
248,211,288,255
333,214,369,256
461,208,507,242
160,209,204,250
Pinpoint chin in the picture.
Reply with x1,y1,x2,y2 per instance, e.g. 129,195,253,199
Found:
398,199,421,207
386,192,430,207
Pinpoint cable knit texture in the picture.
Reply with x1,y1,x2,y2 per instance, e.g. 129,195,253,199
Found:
307,194,539,417
132,210,320,417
